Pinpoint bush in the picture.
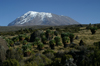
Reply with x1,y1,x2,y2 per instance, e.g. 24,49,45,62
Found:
61,54,73,65
79,40,85,46
49,40,56,49
23,40,27,45
46,29,53,40
24,49,31,57
90,27,97,34
6,48,23,61
54,31,59,36
37,43,44,50
3,59,19,66
41,37,47,44
69,33,74,43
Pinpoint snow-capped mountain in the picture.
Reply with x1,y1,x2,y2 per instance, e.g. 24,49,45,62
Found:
8,11,79,26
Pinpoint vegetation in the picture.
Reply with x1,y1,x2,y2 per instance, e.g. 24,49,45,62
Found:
90,27,97,34
1,24,100,66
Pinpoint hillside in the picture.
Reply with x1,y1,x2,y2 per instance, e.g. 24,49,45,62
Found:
0,24,100,66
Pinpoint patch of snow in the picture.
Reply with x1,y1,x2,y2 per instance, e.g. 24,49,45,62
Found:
15,11,52,24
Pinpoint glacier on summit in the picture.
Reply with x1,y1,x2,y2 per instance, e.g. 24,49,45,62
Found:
15,11,52,25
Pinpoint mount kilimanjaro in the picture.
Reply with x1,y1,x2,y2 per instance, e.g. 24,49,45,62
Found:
8,11,79,26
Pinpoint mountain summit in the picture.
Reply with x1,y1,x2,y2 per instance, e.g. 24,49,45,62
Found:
8,11,79,26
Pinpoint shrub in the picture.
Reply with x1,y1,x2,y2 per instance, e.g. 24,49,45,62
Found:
23,40,27,45
19,34,25,41
35,37,40,42
90,27,97,34
79,40,85,46
69,33,74,43
41,37,47,44
49,40,56,49
3,59,19,66
54,31,59,36
54,36,62,46
54,36,60,42
24,49,31,57
9,40,14,47
62,37,70,48
40,32,45,38
61,54,73,65
22,44,32,51
61,32,69,38
25,36,30,41
37,43,44,50
6,48,23,61
46,29,53,40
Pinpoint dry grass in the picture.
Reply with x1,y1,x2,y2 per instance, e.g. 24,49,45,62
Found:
3,27,100,53
74,27,100,45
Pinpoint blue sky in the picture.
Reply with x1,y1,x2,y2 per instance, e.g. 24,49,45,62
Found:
0,0,100,26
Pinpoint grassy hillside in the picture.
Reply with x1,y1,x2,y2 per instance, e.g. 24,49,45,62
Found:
74,27,100,45
1,24,100,66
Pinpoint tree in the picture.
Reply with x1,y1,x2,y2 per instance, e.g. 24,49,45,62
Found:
69,33,74,43
54,36,62,46
9,40,14,47
79,40,85,46
19,34,25,41
37,43,44,50
61,32,69,38
35,37,40,42
25,36,30,41
49,40,56,49
54,31,59,36
61,54,73,65
90,27,97,34
46,29,53,40
6,48,23,61
24,49,31,57
62,37,70,48
23,40,27,45
41,37,47,44
40,32,45,38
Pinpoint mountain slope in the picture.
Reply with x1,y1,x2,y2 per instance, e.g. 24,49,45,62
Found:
8,11,79,26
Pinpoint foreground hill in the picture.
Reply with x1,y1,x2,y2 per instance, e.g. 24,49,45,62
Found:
8,11,79,26
1,24,100,66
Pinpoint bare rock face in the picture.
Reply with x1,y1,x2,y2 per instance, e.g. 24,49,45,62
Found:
8,11,79,26
0,37,8,65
